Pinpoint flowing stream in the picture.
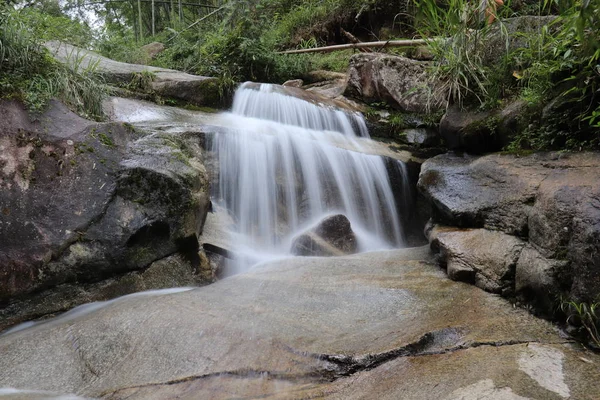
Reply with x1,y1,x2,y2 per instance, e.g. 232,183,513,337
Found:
210,83,411,271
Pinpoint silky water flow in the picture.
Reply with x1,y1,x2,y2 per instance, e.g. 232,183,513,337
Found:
209,83,412,273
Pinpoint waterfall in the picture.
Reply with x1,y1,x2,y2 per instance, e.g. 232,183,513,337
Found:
210,83,410,270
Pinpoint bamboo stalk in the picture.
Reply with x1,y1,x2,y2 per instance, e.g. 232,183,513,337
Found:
167,5,226,42
277,39,431,55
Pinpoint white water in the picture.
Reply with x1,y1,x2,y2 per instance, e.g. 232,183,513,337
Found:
211,83,410,271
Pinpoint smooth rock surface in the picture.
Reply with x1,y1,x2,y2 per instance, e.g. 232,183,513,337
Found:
419,152,600,306
45,41,221,107
0,247,598,399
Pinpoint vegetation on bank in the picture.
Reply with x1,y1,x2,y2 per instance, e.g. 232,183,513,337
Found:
1,0,599,150
415,0,600,151
0,3,105,119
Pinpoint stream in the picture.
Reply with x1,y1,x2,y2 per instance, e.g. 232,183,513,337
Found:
0,84,598,399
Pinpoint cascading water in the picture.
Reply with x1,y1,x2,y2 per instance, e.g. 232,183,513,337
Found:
210,83,411,272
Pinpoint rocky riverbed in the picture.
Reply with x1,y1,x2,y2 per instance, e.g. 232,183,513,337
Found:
1,247,598,399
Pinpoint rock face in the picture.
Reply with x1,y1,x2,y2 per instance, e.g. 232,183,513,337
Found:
428,226,525,294
439,100,527,154
291,214,357,256
0,99,212,329
45,41,222,107
345,53,443,113
419,152,600,313
0,247,598,399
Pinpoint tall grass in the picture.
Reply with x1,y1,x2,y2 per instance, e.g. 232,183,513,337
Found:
0,4,106,119
414,0,509,108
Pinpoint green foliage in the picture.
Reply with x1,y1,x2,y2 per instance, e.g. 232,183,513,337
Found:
560,298,600,348
0,4,106,119
414,0,600,151
414,0,509,108
17,6,95,48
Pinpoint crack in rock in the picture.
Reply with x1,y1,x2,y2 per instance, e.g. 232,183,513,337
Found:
102,328,573,398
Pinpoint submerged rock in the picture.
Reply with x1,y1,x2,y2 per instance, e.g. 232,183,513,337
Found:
0,99,211,329
291,214,357,256
419,152,600,312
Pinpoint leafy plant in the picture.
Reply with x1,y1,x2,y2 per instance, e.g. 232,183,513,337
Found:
560,298,600,348
414,0,509,108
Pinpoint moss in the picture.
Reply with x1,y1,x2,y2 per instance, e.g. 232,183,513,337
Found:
97,133,115,148
182,104,219,113
420,169,444,188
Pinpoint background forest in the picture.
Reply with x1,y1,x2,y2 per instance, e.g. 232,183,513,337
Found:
1,0,599,150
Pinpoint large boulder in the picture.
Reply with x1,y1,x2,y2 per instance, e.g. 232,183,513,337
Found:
45,41,222,107
0,99,211,329
345,53,443,113
291,214,357,256
419,152,600,311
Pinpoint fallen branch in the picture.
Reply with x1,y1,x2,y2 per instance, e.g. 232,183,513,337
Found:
340,28,372,53
277,39,431,55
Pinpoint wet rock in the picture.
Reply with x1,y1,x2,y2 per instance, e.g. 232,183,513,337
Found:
345,53,443,113
419,152,600,308
45,41,222,107
282,79,303,87
1,247,598,399
0,99,211,327
241,81,364,113
291,214,357,256
439,100,527,154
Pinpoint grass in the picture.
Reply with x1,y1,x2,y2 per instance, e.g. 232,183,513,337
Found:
0,4,106,119
560,298,600,349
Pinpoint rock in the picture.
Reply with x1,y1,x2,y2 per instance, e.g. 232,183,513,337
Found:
411,45,434,61
515,245,569,314
419,152,600,308
44,41,222,107
282,79,303,87
483,16,559,65
241,81,364,113
305,70,347,83
404,128,439,147
439,100,527,154
291,214,357,256
0,99,211,327
0,247,599,399
345,53,443,113
434,228,525,294
140,42,165,60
